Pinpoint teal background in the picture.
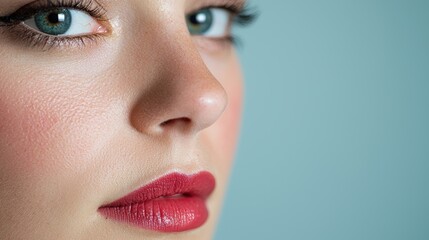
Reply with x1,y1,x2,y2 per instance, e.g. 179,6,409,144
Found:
215,0,429,239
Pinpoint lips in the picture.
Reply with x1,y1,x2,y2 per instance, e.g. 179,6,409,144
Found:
98,171,215,232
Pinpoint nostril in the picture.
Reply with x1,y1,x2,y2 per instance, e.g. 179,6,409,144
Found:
160,117,192,128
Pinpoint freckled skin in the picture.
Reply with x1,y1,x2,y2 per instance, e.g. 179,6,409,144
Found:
0,1,243,240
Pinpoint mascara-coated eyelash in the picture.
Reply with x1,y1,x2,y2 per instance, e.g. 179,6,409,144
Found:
0,0,108,50
223,4,258,27
209,4,258,46
0,0,107,25
232,6,258,46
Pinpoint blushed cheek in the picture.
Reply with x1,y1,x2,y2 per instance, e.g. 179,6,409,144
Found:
0,84,61,173
0,69,109,175
0,97,59,143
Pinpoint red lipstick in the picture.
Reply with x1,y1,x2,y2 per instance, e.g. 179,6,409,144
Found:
98,171,215,232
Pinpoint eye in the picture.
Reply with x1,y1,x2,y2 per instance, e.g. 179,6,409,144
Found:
186,8,231,37
23,8,104,36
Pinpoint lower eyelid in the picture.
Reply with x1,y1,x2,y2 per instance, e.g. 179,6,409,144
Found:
2,23,103,51
193,35,234,54
0,11,112,50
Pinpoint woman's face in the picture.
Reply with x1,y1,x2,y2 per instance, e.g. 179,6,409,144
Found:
0,0,249,239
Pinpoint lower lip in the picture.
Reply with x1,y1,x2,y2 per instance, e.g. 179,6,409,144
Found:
98,172,215,232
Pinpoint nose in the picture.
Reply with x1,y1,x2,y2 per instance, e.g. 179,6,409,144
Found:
129,37,228,137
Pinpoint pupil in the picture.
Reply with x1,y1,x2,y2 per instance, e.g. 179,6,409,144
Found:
196,13,207,23
190,13,206,25
47,12,65,24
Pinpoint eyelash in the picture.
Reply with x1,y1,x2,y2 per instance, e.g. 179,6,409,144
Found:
0,0,107,50
0,0,257,51
232,6,258,46
209,4,258,46
0,0,106,22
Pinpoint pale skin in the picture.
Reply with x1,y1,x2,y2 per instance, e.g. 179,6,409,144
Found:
0,0,245,239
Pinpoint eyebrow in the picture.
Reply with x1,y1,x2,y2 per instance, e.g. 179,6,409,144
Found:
189,0,247,12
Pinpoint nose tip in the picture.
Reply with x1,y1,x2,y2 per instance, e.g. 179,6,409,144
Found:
130,68,228,136
181,89,228,132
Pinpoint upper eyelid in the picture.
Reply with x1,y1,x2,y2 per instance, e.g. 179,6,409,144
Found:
190,5,247,17
187,0,246,13
0,0,107,24
188,6,240,16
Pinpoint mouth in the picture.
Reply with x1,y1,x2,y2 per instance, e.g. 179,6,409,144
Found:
98,171,215,232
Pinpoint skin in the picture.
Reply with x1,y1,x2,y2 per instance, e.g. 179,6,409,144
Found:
0,0,244,239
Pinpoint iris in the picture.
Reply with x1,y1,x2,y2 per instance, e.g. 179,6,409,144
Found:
34,8,72,35
187,9,213,35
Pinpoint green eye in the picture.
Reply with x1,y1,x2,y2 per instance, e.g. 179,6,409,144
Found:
186,9,213,35
34,8,72,35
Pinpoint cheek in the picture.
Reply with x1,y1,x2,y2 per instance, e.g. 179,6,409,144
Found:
0,66,118,237
0,76,59,173
0,67,111,175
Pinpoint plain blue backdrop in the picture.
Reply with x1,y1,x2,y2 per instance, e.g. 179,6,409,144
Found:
215,0,429,239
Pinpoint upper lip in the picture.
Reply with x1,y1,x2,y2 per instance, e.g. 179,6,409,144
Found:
99,171,216,208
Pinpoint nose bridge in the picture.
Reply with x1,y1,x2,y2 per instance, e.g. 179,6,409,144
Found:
129,25,228,136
